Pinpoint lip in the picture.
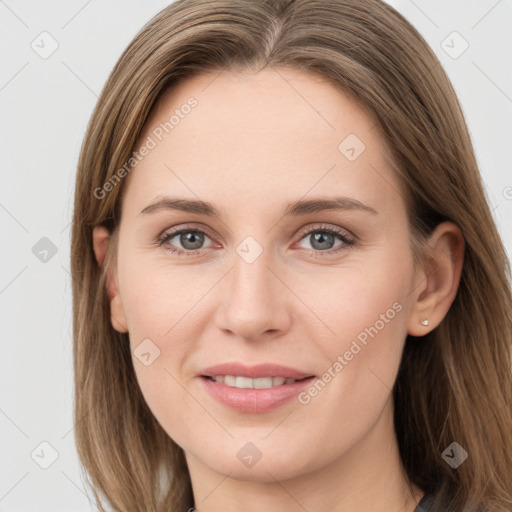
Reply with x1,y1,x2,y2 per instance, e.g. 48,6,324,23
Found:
197,362,316,414
198,362,314,380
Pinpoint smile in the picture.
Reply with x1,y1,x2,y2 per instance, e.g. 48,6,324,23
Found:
206,375,306,388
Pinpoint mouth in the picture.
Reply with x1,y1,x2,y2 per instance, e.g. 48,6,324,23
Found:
201,374,313,389
198,362,315,381
197,363,317,413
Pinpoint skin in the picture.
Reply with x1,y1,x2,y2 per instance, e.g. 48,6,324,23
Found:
93,67,464,512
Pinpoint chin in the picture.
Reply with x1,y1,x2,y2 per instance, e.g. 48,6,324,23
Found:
187,439,315,483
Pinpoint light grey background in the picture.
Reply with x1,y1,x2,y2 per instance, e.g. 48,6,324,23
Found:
1,1,511,510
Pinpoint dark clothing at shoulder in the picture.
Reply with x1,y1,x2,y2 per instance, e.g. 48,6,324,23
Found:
414,493,436,511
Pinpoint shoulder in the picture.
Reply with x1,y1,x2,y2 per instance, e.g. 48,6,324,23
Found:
414,493,435,511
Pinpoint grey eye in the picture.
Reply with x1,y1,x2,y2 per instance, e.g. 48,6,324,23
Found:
298,231,345,251
172,231,207,250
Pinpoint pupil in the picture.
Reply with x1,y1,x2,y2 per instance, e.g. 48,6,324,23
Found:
311,232,334,250
181,231,204,250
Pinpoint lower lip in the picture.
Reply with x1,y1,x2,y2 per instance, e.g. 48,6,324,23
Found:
199,376,316,413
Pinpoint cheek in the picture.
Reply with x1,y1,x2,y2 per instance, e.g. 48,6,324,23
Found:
298,246,413,406
119,253,204,339
285,253,413,460
303,248,412,346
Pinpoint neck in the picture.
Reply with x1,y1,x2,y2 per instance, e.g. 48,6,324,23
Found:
185,397,424,512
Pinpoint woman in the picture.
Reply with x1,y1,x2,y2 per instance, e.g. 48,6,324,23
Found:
70,0,512,511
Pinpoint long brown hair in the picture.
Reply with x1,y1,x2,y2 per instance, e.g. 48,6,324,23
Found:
70,1,512,510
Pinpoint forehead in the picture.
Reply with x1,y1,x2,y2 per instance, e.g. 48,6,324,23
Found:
121,67,403,219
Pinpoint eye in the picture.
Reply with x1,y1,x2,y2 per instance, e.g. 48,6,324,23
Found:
157,224,217,256
295,224,356,255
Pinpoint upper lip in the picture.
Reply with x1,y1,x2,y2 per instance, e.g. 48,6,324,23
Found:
199,362,315,380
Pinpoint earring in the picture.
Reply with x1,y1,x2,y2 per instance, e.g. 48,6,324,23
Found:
420,318,429,326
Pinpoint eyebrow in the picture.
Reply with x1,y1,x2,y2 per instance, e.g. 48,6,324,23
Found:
139,196,378,217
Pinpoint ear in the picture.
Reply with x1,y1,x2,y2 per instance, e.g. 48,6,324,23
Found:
407,221,465,336
92,226,129,333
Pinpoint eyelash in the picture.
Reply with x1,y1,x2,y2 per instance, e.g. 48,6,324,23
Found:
156,223,356,257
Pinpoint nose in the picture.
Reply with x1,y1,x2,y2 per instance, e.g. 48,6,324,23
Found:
214,248,293,342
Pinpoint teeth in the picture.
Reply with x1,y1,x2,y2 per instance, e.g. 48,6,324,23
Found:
224,375,236,386
235,376,253,389
254,377,273,389
211,375,298,388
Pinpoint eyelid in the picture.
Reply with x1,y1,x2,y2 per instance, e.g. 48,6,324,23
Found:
294,223,355,243
158,222,217,242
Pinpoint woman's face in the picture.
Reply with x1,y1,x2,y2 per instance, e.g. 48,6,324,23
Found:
105,67,424,482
